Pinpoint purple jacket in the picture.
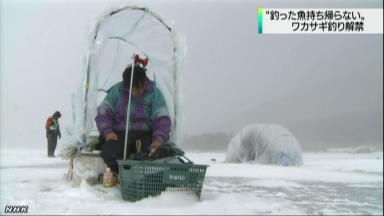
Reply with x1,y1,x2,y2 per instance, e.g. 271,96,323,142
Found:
95,80,171,143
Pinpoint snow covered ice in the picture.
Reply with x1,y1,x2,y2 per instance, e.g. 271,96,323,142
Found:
226,124,303,166
0,148,382,215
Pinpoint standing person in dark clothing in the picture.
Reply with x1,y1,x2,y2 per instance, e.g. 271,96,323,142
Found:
45,111,62,157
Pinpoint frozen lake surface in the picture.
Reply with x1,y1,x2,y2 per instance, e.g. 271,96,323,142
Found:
0,148,382,215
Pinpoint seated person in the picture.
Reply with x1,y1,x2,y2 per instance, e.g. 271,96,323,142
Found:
95,64,171,173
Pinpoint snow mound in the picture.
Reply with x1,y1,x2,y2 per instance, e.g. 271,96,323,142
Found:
225,124,303,166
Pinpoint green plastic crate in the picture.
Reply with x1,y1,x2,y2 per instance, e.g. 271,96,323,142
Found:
117,156,208,202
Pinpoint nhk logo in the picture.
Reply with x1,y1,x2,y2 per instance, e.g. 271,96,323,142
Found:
4,205,28,214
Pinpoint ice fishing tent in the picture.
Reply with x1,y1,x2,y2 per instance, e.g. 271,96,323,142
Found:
69,5,185,149
225,124,303,166
61,5,186,182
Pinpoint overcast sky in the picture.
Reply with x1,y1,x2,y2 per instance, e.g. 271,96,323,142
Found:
0,0,382,148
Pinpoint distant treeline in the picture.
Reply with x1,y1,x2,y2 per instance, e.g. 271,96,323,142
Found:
181,132,233,152
181,131,383,152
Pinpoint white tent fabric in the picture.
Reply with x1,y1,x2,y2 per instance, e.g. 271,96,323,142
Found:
225,124,303,166
69,5,186,149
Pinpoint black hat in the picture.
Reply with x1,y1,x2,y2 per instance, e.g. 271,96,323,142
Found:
53,111,61,118
122,65,147,88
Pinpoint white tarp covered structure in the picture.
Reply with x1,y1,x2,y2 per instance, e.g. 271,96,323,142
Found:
68,5,186,150
225,124,303,166
60,5,186,181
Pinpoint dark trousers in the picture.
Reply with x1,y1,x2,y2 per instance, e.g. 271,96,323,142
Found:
100,131,152,173
47,135,58,157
